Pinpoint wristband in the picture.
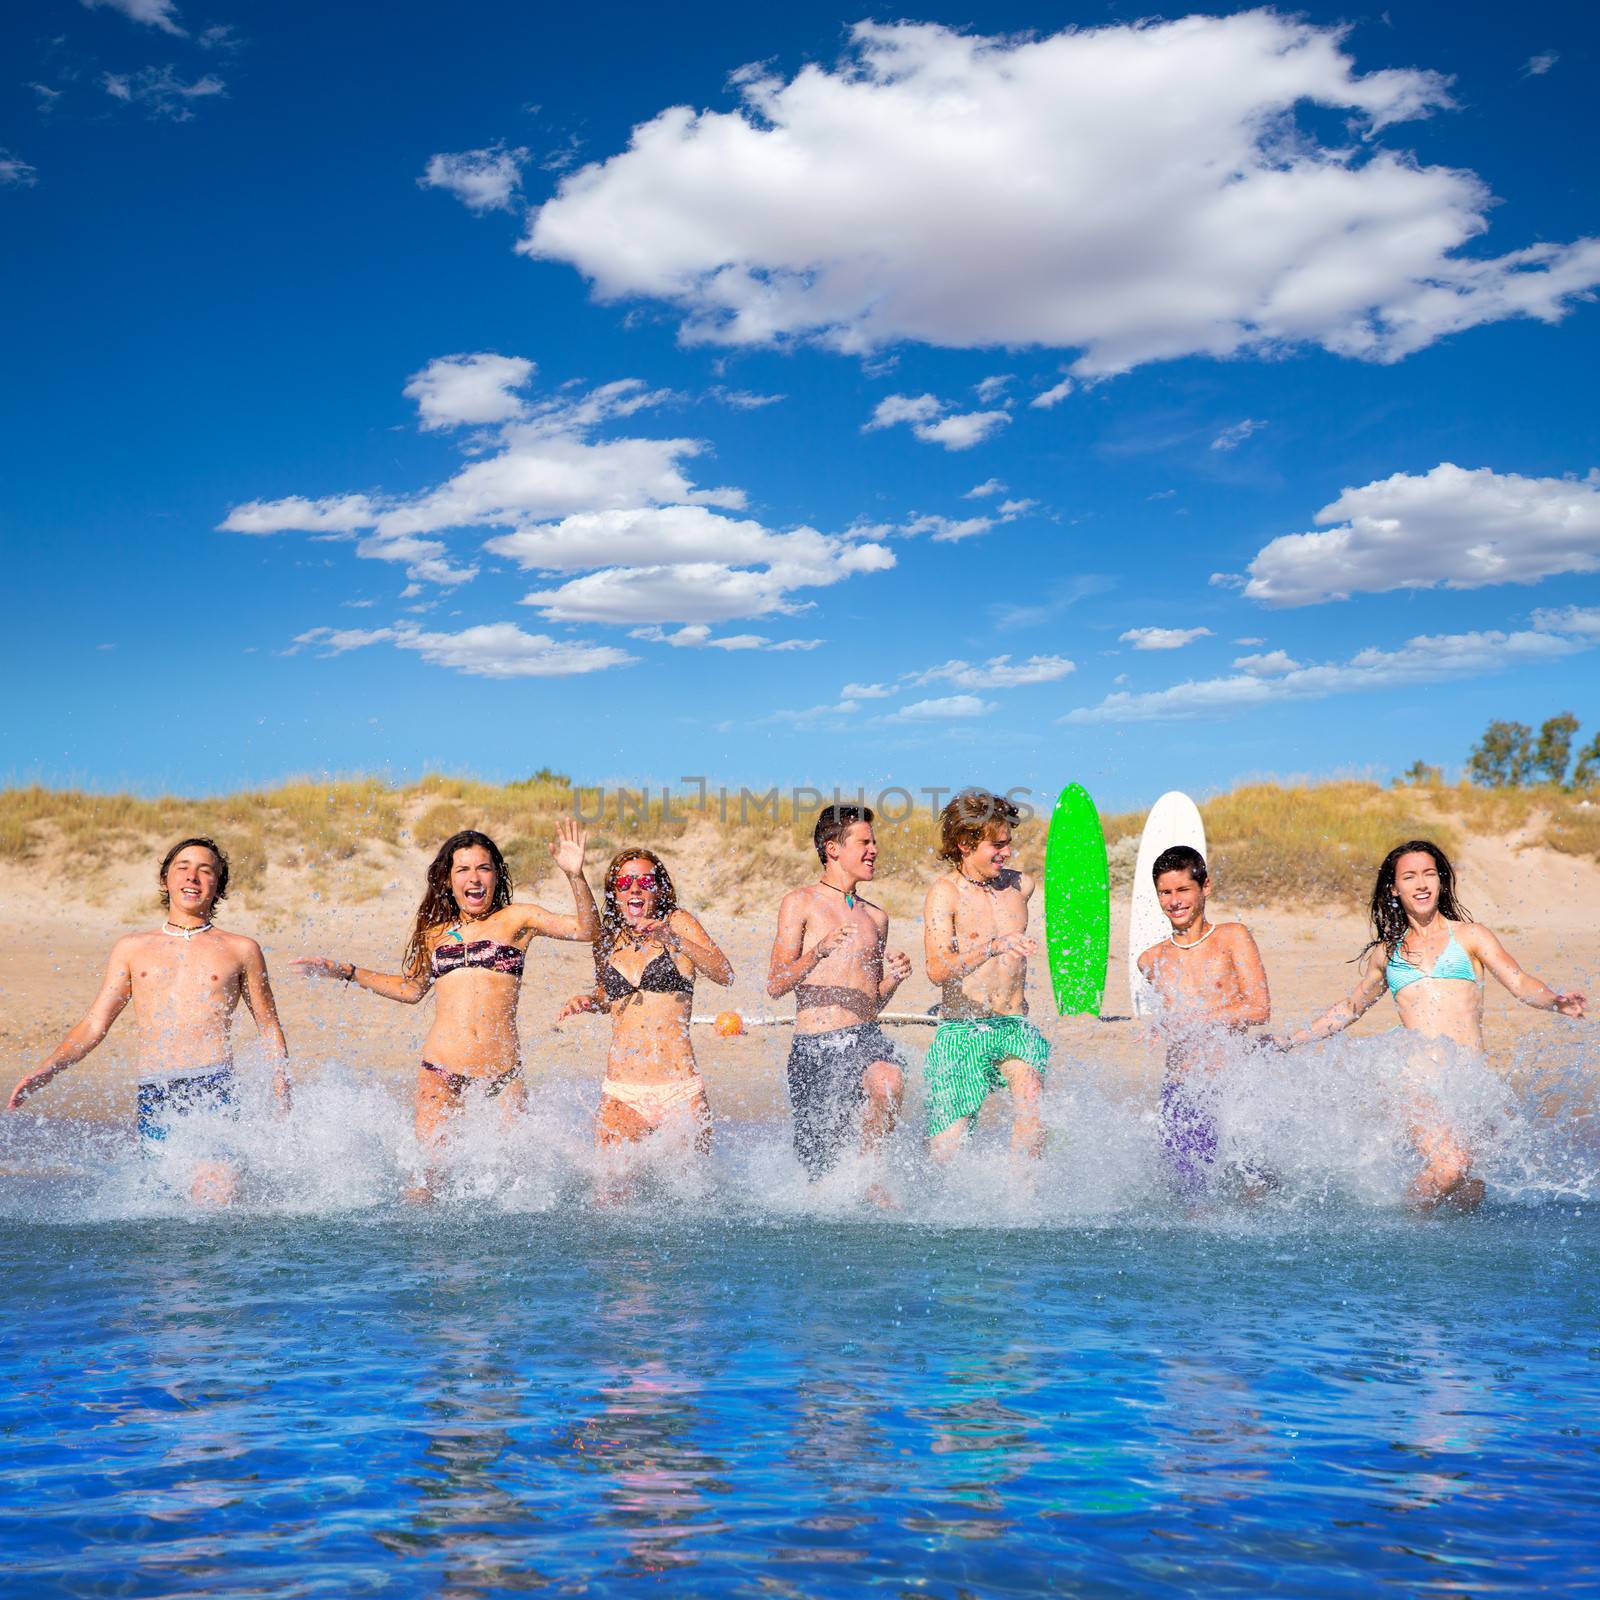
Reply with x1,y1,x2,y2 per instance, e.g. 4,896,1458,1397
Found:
344,963,356,985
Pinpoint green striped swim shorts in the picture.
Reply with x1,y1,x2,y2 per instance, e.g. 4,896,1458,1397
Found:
924,1015,1051,1137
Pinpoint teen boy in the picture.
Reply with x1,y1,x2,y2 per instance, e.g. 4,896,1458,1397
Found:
922,789,1048,1159
767,804,912,1182
1135,844,1270,1194
8,836,290,1202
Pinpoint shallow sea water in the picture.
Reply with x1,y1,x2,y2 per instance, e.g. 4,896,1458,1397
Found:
3,1034,1598,1597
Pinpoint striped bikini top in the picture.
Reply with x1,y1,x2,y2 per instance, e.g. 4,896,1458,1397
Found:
430,935,525,980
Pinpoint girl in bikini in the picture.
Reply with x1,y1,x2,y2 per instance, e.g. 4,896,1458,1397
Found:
294,820,599,1178
1277,839,1585,1210
557,850,732,1153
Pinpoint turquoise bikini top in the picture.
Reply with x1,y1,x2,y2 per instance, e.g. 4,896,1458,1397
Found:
1385,929,1479,995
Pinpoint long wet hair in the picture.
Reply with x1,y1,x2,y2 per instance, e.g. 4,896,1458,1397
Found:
598,847,679,961
404,829,513,980
1361,839,1472,960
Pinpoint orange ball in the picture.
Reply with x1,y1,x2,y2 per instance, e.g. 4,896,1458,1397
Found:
714,1010,745,1038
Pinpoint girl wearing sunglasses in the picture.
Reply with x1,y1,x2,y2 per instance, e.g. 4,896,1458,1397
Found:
558,848,732,1152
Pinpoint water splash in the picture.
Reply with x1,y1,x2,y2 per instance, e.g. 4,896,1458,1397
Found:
1,1025,1593,1223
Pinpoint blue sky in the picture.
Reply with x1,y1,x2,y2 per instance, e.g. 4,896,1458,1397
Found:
3,0,1597,810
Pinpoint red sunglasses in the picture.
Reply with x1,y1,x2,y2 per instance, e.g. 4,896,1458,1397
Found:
613,873,658,891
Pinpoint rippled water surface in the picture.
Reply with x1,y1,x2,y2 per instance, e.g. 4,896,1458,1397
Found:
5,1197,1598,1598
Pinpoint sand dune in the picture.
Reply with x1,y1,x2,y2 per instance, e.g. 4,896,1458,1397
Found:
4,805,1594,1130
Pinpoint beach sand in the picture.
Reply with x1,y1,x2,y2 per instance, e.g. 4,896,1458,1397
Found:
3,823,1593,1129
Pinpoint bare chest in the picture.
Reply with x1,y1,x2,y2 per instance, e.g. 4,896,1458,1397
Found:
952,883,1028,937
1149,941,1237,1002
128,941,244,1013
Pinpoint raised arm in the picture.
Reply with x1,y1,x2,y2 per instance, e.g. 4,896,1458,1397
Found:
1276,948,1386,1049
510,819,601,943
239,938,292,1111
1467,925,1587,1018
874,909,912,1002
8,940,134,1109
767,892,847,998
658,910,733,987
291,954,432,1004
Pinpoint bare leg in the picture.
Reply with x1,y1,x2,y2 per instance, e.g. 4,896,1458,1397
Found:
597,1094,653,1148
860,1059,903,1206
408,1067,458,1203
189,1160,238,1207
860,1059,903,1154
999,1058,1044,1160
1409,1117,1483,1213
928,1119,970,1164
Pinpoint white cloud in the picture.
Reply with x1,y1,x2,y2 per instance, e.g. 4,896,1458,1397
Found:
224,363,891,620
1232,649,1302,675
1066,625,1588,724
708,386,785,409
908,653,1075,689
0,151,39,188
83,0,185,35
1242,463,1600,606
770,699,861,726
965,478,1006,499
524,15,1600,371
224,494,378,535
403,353,534,430
1120,626,1214,650
841,681,895,699
1031,377,1074,409
103,66,224,120
29,84,63,111
1523,52,1559,77
294,622,633,677
487,503,827,571
1211,418,1267,451
522,543,892,625
997,498,1037,518
630,623,822,651
919,410,1011,450
1529,605,1600,638
419,144,530,214
1233,636,1265,645
293,627,395,655
900,513,994,543
865,393,943,429
975,374,1011,402
889,694,995,721
864,393,1012,451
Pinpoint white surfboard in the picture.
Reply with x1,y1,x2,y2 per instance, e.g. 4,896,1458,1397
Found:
1128,790,1207,1017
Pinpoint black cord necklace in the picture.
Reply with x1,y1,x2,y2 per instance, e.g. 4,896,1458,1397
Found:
818,879,859,909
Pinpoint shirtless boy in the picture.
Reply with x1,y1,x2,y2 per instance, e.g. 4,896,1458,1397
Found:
922,790,1047,1159
1136,845,1270,1194
7,837,290,1203
767,804,913,1180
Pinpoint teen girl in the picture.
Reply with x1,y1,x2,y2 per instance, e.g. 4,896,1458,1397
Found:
295,820,599,1165
557,849,732,1153
1279,840,1585,1209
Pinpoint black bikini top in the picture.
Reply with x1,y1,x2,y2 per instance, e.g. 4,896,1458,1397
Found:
600,945,694,1002
430,937,525,980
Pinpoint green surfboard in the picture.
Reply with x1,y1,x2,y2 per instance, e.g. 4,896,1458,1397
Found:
1044,783,1110,1016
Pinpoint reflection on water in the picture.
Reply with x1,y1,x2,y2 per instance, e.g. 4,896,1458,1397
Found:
1,1211,1597,1597
1,1012,1597,1597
